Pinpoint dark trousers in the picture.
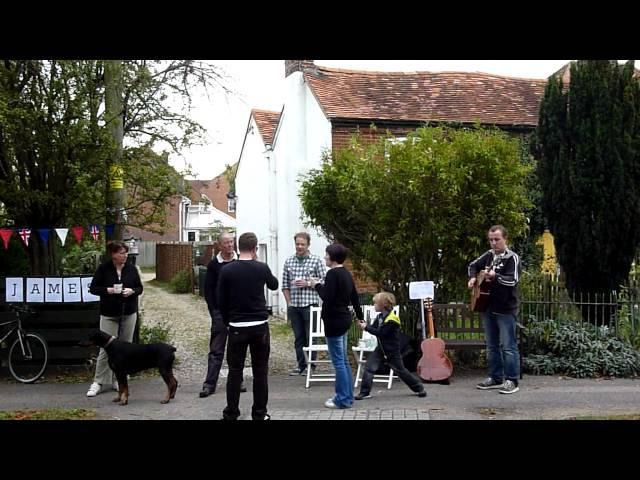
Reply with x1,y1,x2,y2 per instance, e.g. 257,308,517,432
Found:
360,347,424,396
203,309,228,390
223,322,270,420
288,306,316,371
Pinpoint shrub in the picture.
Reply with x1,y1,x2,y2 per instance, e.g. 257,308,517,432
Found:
523,317,640,378
170,270,192,294
139,321,172,344
61,243,102,274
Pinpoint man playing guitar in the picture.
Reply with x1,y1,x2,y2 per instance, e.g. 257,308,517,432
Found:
467,225,522,394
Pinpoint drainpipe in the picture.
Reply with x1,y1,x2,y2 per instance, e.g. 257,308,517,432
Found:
265,143,279,314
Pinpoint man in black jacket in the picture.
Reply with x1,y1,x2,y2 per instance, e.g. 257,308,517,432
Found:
468,225,521,394
217,232,279,420
200,232,246,397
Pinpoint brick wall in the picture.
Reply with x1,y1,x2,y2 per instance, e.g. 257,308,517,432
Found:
156,242,193,283
344,259,379,293
331,123,419,150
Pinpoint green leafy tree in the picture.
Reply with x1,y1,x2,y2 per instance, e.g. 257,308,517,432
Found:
0,60,229,274
300,125,531,305
535,60,640,322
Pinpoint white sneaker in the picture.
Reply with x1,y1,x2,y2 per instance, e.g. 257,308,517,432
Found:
112,379,119,391
86,382,102,397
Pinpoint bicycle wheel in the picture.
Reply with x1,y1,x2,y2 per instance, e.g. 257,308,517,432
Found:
8,333,49,383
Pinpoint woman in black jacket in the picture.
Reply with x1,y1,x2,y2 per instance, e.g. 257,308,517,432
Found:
311,243,363,409
86,241,143,397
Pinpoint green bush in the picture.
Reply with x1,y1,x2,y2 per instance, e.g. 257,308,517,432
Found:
170,270,192,293
524,317,640,378
61,242,103,274
139,321,172,344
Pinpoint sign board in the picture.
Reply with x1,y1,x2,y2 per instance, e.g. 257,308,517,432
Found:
409,281,434,300
5,276,99,303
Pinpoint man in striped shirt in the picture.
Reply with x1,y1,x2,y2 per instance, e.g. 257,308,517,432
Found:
468,225,521,394
282,232,326,375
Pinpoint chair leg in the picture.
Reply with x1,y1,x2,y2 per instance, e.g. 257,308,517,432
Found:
305,353,311,389
387,368,394,389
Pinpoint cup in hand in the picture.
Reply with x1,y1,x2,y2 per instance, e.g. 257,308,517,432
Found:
113,283,123,294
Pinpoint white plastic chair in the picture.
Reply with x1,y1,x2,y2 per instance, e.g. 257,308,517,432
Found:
302,306,335,388
352,305,399,390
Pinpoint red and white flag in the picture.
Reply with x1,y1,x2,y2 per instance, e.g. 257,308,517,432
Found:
89,224,100,241
18,228,31,247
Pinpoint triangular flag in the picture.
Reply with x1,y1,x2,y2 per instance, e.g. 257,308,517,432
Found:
104,224,115,237
18,228,31,247
37,228,50,247
0,228,14,250
88,224,100,241
71,226,84,245
55,228,68,245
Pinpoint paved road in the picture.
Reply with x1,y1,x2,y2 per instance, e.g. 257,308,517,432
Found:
1,369,639,420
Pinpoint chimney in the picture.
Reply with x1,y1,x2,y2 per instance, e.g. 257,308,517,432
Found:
285,60,315,77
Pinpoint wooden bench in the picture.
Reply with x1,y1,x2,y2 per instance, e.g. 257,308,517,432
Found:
430,303,524,378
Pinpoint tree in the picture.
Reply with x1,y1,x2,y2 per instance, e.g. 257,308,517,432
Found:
0,60,229,274
535,60,640,321
299,125,531,305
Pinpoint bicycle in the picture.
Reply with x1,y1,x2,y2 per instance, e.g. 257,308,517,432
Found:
1,304,49,383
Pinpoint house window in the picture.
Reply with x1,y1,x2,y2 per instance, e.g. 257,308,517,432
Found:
188,231,196,242
384,136,408,159
227,196,236,213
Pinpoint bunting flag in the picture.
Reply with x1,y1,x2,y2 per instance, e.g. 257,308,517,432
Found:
55,228,69,245
0,228,13,250
88,224,100,241
104,224,115,237
71,226,84,245
37,228,50,247
18,228,31,247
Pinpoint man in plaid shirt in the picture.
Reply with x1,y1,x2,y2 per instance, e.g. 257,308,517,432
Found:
282,232,327,375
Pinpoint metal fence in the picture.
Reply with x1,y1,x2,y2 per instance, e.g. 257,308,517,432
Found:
136,241,157,268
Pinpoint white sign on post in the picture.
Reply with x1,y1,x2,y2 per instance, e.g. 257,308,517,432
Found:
409,281,434,300
5,277,24,303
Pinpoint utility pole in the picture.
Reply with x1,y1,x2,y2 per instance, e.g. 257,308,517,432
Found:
104,60,125,243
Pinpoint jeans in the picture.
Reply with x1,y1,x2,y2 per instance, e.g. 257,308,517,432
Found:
360,347,424,396
203,309,228,390
288,306,316,371
223,322,270,420
482,311,520,382
326,333,353,408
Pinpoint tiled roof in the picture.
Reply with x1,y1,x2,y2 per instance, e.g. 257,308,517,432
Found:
252,109,281,145
304,66,547,127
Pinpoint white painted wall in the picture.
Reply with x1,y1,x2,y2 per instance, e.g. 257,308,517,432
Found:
271,71,332,315
235,117,271,247
234,69,333,316
182,203,236,241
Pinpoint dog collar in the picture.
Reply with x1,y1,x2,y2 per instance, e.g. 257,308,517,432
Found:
105,336,116,348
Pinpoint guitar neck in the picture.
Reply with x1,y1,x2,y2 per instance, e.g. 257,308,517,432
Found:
420,302,427,341
427,306,435,339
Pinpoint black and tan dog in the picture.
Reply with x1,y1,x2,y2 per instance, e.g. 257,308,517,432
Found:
85,330,178,405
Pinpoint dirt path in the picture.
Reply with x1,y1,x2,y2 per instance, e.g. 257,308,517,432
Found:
139,273,296,385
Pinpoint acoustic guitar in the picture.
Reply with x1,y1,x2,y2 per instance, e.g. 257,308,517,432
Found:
417,297,453,382
471,269,491,312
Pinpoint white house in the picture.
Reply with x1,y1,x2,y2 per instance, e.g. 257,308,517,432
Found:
235,60,547,315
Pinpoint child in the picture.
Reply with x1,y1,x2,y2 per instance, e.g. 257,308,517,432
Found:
355,292,426,400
